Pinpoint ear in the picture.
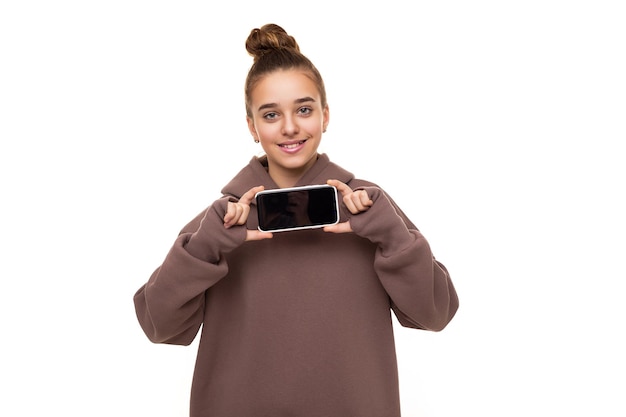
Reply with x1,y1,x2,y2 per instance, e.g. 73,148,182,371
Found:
247,116,260,142
322,105,330,133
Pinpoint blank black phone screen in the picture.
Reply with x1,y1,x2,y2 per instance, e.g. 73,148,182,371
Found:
257,186,338,232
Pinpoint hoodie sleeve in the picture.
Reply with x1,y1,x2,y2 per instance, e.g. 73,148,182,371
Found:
348,187,459,331
133,196,246,345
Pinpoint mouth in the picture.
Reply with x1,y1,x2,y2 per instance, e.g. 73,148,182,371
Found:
278,139,307,149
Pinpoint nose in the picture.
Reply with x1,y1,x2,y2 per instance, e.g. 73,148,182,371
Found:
281,114,299,136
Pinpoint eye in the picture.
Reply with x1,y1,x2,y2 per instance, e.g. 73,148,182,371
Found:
263,111,279,120
297,107,312,116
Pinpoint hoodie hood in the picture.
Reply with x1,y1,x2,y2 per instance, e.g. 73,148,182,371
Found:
220,153,355,200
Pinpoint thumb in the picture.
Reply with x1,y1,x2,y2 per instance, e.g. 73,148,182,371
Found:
246,229,274,241
323,221,353,234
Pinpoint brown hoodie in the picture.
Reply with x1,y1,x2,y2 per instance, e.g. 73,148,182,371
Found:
134,154,458,417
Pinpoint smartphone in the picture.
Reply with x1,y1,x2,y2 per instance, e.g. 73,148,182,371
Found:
256,184,340,233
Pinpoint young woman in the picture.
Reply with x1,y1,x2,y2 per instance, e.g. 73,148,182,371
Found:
134,23,459,417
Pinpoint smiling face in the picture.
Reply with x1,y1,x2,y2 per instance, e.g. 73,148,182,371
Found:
247,69,329,188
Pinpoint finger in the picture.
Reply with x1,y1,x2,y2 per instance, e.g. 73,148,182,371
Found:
223,202,237,227
357,190,373,208
323,221,353,234
239,185,265,205
225,203,245,228
236,204,250,225
327,179,352,197
342,190,373,213
350,190,373,212
245,229,274,241
343,196,359,214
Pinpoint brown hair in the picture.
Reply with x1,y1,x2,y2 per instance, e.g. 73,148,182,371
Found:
244,24,327,117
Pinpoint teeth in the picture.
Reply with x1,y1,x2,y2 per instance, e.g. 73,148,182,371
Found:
280,141,304,149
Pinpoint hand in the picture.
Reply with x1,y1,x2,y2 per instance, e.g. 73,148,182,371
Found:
224,185,273,241
323,179,373,234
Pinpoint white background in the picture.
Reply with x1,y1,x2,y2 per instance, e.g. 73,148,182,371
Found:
1,1,624,416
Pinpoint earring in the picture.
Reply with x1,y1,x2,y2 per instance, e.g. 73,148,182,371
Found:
254,139,260,143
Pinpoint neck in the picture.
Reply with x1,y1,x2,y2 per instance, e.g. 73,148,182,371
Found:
269,167,306,188
268,155,318,188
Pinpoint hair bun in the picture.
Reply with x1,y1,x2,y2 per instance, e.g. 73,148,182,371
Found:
245,24,300,61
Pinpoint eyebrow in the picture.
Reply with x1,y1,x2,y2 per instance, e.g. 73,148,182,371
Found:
257,96,316,112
